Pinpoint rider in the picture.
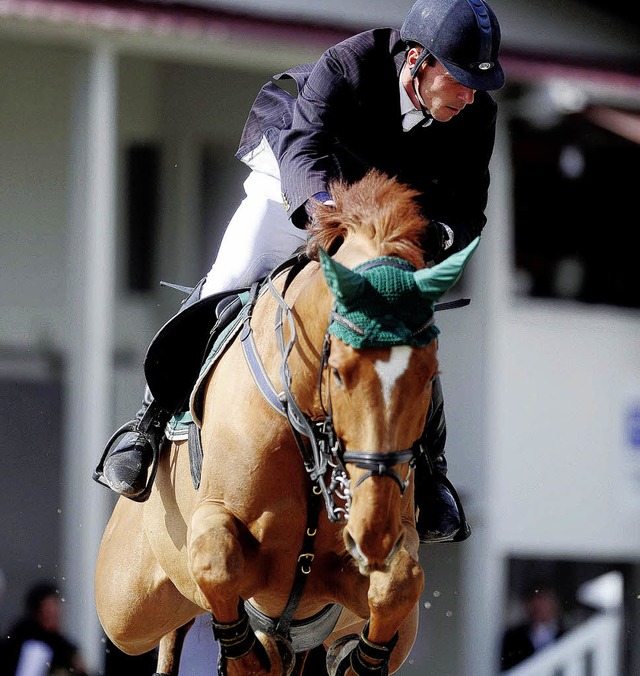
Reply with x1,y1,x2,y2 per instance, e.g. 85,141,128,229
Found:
96,0,504,543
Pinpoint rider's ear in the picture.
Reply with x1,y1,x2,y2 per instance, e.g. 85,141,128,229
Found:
407,46,422,68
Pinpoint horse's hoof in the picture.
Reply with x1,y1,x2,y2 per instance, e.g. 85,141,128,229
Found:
325,633,359,676
255,630,295,676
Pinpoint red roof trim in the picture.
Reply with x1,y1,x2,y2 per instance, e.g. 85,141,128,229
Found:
2,0,639,90
0,0,353,47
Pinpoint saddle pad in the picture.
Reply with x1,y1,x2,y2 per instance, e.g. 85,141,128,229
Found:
164,301,250,440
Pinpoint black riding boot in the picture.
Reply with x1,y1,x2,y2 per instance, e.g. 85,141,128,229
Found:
95,280,208,500
415,376,471,543
97,387,168,500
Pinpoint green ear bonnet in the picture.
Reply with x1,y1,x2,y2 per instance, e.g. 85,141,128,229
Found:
319,237,480,349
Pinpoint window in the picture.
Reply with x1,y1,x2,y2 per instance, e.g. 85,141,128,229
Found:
125,143,161,292
510,94,640,308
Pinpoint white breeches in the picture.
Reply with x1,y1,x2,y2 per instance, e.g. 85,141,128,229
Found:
201,169,307,299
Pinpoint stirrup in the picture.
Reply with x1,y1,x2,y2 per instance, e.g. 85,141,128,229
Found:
93,403,164,502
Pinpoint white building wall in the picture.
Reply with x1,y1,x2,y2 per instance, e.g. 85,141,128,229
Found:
494,304,640,556
0,39,78,350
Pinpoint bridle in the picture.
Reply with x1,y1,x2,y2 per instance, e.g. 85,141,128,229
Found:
238,254,468,641
240,257,428,524
316,331,418,500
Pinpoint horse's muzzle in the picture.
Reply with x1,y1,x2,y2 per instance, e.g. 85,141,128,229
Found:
343,528,405,576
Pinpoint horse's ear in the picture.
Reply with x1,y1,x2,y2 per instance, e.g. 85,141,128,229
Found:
319,248,366,302
414,237,480,301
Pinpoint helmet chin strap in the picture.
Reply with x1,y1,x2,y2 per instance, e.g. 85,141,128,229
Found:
412,79,432,119
408,52,433,121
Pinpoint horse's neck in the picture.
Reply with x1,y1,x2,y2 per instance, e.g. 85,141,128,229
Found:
251,236,376,410
286,262,333,348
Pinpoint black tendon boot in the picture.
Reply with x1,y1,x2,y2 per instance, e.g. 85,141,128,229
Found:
96,386,169,500
415,376,471,543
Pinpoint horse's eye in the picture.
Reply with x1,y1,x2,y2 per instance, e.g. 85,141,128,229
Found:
332,368,343,387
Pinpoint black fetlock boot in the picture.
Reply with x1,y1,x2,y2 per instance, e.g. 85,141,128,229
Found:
415,376,471,543
94,386,169,501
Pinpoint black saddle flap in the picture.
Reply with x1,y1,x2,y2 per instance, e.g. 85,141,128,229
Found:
144,289,244,415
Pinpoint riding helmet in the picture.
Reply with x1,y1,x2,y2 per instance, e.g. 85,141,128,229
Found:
400,0,505,91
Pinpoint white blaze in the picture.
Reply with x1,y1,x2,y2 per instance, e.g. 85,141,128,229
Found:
374,346,412,413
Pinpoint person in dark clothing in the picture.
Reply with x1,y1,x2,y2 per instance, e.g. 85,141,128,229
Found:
96,0,504,544
500,585,566,671
0,582,90,676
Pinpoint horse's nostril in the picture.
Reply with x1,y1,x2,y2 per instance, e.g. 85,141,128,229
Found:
344,529,356,555
344,530,365,562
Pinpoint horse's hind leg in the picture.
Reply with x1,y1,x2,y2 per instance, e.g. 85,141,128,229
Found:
154,619,195,676
189,502,293,675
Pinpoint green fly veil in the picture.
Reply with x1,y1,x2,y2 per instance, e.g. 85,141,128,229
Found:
319,238,480,348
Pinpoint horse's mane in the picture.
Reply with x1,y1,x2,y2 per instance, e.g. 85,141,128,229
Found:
305,170,430,269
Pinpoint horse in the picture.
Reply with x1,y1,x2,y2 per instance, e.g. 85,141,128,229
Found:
94,170,478,676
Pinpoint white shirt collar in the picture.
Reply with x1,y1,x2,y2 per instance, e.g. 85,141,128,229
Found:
399,76,432,131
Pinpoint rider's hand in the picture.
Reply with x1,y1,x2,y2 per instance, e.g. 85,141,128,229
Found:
423,220,454,263
310,191,336,208
304,192,336,229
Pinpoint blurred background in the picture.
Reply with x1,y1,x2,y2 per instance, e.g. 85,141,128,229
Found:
1,1,639,674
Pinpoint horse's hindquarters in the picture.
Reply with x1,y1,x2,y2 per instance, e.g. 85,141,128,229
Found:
94,496,200,654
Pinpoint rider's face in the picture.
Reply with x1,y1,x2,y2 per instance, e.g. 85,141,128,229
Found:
406,49,476,123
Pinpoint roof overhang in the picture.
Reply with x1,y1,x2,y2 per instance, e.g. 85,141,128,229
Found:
1,0,639,103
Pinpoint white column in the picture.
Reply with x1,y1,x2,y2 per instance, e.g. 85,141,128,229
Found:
462,107,514,676
63,43,117,673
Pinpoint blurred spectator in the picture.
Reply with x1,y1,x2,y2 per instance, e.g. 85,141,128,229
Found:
0,568,6,630
0,582,90,676
500,584,566,671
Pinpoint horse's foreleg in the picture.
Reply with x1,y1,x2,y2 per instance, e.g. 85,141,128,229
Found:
188,505,246,620
188,503,293,675
366,547,424,669
326,546,423,675
154,619,195,676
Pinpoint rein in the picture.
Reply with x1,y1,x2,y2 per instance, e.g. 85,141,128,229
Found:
239,259,351,524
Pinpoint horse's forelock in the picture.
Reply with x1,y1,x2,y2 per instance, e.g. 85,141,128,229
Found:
306,171,428,269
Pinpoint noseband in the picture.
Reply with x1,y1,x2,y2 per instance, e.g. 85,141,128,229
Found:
317,333,418,499
341,450,415,494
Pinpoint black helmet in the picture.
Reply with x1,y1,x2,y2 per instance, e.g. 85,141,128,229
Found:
400,0,504,91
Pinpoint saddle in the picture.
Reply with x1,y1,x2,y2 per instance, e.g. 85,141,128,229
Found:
144,288,248,416
145,252,310,417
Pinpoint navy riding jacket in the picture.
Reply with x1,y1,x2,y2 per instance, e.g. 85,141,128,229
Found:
236,28,498,260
